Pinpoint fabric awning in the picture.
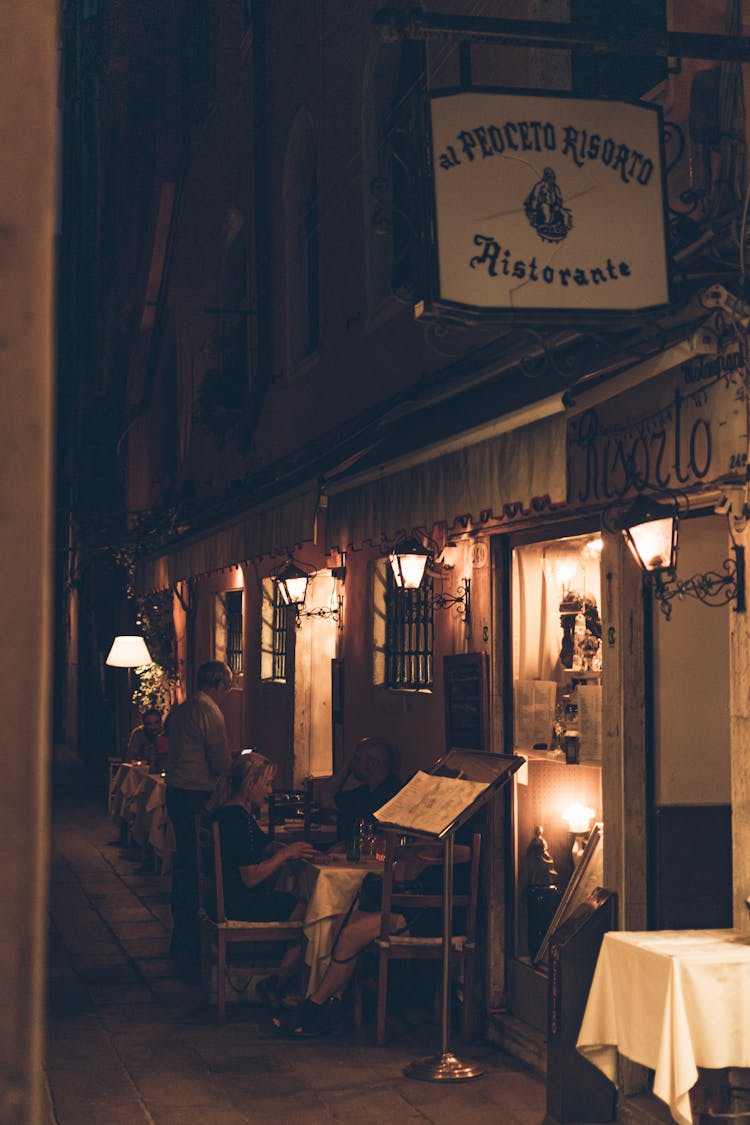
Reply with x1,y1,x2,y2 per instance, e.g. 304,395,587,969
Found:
135,486,320,593
325,412,566,550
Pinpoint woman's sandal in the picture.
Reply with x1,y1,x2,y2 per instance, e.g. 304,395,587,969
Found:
271,998,332,1038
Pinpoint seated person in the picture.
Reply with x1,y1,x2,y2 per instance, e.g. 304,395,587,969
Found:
322,737,401,852
126,707,163,772
154,710,170,772
272,833,473,1037
207,750,319,1004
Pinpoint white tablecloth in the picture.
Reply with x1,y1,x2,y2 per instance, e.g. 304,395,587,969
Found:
294,857,383,994
111,763,175,872
577,929,750,1125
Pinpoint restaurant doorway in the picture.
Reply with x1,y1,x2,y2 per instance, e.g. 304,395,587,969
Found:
505,525,605,1034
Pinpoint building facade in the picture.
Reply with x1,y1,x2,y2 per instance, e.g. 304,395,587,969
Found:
58,0,750,1080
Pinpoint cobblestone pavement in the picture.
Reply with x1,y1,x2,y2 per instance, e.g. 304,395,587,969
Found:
45,770,549,1125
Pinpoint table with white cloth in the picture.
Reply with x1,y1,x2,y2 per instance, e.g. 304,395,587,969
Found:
576,929,750,1125
110,763,175,873
293,855,383,995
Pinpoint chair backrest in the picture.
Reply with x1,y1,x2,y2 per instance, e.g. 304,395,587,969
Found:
379,831,482,942
267,787,307,839
195,814,226,924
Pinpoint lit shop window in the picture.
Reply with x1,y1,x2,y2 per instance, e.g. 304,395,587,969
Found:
511,532,604,965
261,579,289,683
372,558,434,691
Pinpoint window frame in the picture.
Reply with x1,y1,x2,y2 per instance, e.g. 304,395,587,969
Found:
372,557,434,692
261,577,290,683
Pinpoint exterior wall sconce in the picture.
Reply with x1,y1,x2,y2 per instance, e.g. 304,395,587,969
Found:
275,561,311,608
273,559,343,627
389,536,471,623
615,493,746,621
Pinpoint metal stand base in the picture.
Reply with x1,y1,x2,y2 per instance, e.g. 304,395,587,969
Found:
404,1051,486,1082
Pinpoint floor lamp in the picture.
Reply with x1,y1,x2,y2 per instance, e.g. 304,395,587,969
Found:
106,635,153,755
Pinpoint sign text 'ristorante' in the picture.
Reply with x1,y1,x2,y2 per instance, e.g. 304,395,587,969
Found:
428,90,669,315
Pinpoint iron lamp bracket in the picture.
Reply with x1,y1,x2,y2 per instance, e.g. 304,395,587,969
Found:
430,579,471,623
650,544,746,620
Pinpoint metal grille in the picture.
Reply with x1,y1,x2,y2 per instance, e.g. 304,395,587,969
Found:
384,569,434,690
224,590,244,675
272,585,288,682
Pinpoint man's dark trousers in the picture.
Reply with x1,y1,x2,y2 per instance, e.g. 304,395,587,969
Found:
165,786,211,964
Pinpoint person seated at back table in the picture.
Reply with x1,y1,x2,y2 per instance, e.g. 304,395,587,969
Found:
207,749,320,1006
126,707,163,772
272,831,473,1038
323,737,401,853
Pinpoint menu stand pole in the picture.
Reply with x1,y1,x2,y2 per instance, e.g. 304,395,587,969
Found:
404,832,485,1082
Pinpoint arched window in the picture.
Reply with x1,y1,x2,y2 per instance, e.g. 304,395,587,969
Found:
362,37,424,319
283,110,320,373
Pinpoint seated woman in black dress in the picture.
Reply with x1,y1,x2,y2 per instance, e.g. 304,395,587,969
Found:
208,750,318,1003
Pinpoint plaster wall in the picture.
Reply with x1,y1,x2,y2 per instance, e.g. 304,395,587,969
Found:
0,3,57,1120
652,516,731,806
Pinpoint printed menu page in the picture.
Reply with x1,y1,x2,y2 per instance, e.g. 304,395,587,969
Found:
514,679,557,750
577,683,602,764
374,770,490,837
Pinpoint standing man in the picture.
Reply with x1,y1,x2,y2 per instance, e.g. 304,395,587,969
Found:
166,660,233,975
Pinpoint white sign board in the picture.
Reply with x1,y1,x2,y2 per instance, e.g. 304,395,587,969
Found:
429,90,669,314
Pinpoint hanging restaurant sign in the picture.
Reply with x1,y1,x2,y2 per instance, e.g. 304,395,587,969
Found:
566,347,748,509
424,88,670,320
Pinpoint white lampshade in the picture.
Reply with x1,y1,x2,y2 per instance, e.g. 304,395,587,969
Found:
106,635,153,668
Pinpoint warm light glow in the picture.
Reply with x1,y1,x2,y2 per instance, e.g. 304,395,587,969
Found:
389,538,431,590
106,635,153,667
276,562,310,606
584,536,604,557
554,552,581,591
562,803,595,834
626,516,675,572
619,493,678,574
437,544,459,570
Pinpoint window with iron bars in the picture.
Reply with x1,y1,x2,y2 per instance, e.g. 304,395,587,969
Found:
224,590,244,676
373,559,434,691
214,590,244,678
261,578,289,682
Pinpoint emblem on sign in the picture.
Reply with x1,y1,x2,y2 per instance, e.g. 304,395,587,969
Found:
524,167,573,244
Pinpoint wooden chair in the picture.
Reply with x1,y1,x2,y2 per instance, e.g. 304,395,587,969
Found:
194,815,304,1024
354,831,481,1045
107,757,123,815
266,787,308,840
266,780,338,846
